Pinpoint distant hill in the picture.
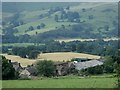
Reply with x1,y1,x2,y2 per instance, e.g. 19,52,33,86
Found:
2,2,118,40
2,2,79,12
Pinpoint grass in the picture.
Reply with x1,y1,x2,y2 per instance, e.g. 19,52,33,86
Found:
15,17,77,36
1,43,37,47
2,75,117,88
0,80,2,89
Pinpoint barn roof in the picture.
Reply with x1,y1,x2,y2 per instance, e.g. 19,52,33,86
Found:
75,60,103,70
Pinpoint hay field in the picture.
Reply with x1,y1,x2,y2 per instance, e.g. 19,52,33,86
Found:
1,52,100,67
1,54,36,67
38,52,100,61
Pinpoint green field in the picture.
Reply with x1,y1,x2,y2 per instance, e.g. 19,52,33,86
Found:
2,75,117,88
0,80,1,90
1,43,45,47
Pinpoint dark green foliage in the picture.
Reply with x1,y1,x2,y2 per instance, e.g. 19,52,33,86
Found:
12,46,40,59
36,60,55,77
54,15,59,22
40,23,46,28
66,6,70,10
37,25,41,29
28,50,39,59
104,57,114,73
87,65,104,75
88,15,94,20
10,40,118,60
29,26,34,31
80,65,103,75
2,56,16,80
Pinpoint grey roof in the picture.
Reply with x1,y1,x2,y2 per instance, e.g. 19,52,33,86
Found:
11,61,22,71
26,66,37,75
75,60,103,70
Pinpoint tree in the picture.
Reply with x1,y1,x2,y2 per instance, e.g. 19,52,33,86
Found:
36,60,55,77
29,26,34,31
66,6,70,10
41,23,46,28
61,25,65,29
2,56,16,80
54,15,59,22
37,25,41,29
88,15,94,20
28,50,39,59
104,56,114,73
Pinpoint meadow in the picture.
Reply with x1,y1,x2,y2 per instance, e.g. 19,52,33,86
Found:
2,75,117,88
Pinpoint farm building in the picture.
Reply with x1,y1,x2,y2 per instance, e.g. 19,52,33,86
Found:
9,60,23,73
54,62,75,76
19,65,37,79
74,60,103,70
11,61,23,72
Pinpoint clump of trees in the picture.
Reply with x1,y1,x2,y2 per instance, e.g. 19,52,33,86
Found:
36,60,55,77
12,46,40,59
79,65,104,76
26,23,46,32
56,11,80,22
2,56,18,80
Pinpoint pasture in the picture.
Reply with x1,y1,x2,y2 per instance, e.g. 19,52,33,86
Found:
2,75,117,88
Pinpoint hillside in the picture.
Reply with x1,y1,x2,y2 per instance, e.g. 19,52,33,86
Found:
2,2,118,43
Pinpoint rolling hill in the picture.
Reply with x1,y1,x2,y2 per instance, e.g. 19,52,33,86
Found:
2,2,118,40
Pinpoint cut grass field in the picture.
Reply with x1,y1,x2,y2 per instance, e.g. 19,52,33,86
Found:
1,54,36,67
2,75,117,88
38,52,100,61
1,52,100,67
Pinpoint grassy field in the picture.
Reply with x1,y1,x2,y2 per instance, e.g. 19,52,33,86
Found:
2,75,117,88
1,43,37,47
0,80,1,90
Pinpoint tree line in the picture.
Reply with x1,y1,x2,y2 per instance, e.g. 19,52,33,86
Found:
2,40,118,59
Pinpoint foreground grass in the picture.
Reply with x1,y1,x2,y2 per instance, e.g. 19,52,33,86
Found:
3,76,117,88
0,80,2,89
